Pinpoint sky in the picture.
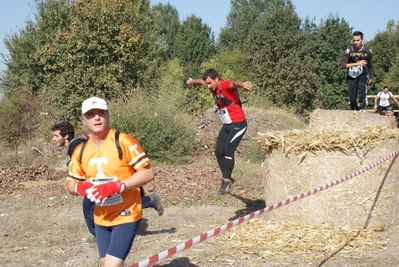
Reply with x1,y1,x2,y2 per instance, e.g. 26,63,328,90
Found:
1,0,399,73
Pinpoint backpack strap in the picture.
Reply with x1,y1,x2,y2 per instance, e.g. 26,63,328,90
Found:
66,134,89,166
115,130,123,160
78,138,88,164
213,80,247,110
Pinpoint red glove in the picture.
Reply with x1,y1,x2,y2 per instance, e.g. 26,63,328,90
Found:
87,181,126,203
74,182,94,197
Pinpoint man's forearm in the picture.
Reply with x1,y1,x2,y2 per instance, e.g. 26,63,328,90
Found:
231,81,245,88
186,78,205,86
231,80,252,91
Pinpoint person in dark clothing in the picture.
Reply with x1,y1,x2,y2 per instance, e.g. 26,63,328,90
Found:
385,106,399,128
340,31,374,111
186,69,252,195
52,122,96,238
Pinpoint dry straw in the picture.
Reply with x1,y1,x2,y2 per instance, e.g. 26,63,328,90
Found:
210,218,387,262
257,109,399,155
256,109,399,229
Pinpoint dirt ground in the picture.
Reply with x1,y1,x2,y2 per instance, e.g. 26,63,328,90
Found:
1,109,399,267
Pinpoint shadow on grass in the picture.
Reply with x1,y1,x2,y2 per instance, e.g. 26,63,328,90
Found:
229,193,266,221
137,218,177,236
157,257,200,266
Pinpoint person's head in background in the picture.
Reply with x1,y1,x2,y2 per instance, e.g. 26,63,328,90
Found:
383,86,389,93
386,106,395,117
51,122,75,148
352,31,364,50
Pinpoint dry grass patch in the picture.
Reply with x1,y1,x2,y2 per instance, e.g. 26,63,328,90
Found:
210,218,388,261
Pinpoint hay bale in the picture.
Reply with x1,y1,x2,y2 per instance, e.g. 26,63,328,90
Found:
309,109,396,131
258,110,399,229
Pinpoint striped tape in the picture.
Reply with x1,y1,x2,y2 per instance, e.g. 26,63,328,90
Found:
129,150,399,267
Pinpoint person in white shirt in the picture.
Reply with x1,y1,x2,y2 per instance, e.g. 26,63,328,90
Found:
374,86,399,114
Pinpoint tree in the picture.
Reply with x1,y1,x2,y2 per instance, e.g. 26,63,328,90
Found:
368,20,399,93
0,0,74,144
151,2,181,61
311,15,352,110
1,22,37,92
173,15,216,74
244,0,316,113
34,0,163,120
1,0,72,94
381,54,399,92
218,0,266,51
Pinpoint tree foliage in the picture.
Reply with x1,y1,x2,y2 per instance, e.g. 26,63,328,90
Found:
36,0,163,120
311,15,352,109
151,2,181,61
368,20,399,93
2,0,72,93
173,15,216,76
218,0,266,51
1,0,165,121
381,54,399,92
0,90,43,147
244,0,316,113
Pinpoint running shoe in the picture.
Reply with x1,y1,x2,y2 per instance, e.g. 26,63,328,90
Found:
217,178,235,195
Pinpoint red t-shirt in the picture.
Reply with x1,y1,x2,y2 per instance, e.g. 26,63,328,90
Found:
214,78,246,123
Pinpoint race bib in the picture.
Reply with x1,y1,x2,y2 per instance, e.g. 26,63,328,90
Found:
217,108,232,124
348,65,363,78
89,177,123,206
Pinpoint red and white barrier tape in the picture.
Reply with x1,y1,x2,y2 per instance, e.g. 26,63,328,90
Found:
129,150,399,267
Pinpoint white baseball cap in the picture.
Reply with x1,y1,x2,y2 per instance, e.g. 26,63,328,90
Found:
82,97,108,115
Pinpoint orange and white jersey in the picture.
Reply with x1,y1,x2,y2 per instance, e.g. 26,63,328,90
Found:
68,129,150,227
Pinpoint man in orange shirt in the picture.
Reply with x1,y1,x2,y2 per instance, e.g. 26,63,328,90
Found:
66,97,156,267
53,121,164,242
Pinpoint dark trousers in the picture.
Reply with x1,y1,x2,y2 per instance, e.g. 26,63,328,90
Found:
83,195,152,238
347,73,369,110
82,197,96,237
214,120,247,179
377,105,391,114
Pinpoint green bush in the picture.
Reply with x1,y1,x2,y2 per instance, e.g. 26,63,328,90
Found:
110,87,195,165
241,139,265,164
0,90,51,148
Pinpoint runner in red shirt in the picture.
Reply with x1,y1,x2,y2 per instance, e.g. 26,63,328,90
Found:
187,69,252,194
